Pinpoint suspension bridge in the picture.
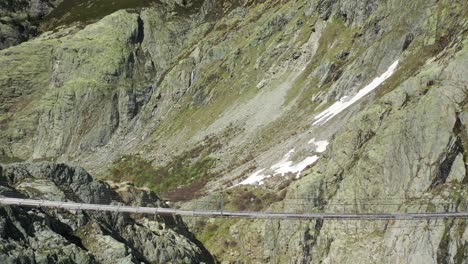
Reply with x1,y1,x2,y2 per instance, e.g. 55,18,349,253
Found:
1,197,468,220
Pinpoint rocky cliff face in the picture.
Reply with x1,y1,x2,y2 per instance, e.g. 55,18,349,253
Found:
0,0,421,188
0,162,214,263
0,0,467,263
208,37,468,263
0,0,220,167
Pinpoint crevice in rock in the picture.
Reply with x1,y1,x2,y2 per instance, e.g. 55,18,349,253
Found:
316,0,334,21
41,210,88,251
431,137,462,187
110,93,121,136
0,207,28,241
301,219,323,264
430,116,465,188
98,219,152,263
402,33,414,51
132,16,145,44
455,110,468,184
453,219,468,263
436,219,455,264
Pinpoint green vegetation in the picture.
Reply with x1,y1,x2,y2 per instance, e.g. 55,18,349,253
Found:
104,136,222,200
285,17,363,112
222,185,286,211
106,153,216,199
0,156,25,164
75,222,102,253
40,0,221,31
41,0,160,30
375,39,450,98
192,217,240,258
194,218,235,244
189,186,287,259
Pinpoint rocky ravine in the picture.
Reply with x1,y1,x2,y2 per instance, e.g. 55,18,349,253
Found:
0,162,214,264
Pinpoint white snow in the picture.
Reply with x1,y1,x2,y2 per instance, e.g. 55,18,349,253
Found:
313,60,399,125
237,169,268,185
271,149,295,167
238,149,320,186
236,58,402,187
270,153,319,177
291,156,319,178
308,138,329,153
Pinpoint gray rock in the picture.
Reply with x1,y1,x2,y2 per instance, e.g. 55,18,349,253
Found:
0,0,467,262
0,0,63,49
447,154,466,183
0,162,215,264
219,23,468,264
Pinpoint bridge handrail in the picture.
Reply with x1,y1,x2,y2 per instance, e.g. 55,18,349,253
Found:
1,197,468,220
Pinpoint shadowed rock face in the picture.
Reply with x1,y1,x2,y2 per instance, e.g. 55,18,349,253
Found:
0,0,63,49
0,162,215,264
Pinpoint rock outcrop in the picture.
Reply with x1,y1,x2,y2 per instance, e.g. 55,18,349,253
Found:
0,0,63,49
0,162,214,263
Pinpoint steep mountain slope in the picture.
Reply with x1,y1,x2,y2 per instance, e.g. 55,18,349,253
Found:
3,0,464,196
200,36,468,263
0,0,467,262
0,162,214,263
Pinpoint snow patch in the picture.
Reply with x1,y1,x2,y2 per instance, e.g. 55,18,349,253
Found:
238,149,320,186
291,156,319,179
308,138,329,153
313,60,399,125
237,169,268,185
270,149,318,176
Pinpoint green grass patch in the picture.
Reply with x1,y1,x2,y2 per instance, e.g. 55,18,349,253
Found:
190,185,287,262
103,136,222,200
375,40,449,98
41,0,160,30
106,153,217,199
0,156,25,164
40,0,245,31
222,186,286,211
191,218,240,258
